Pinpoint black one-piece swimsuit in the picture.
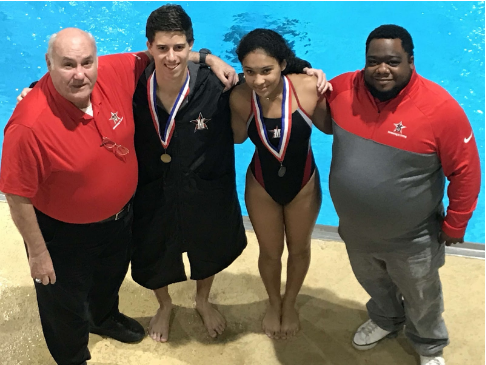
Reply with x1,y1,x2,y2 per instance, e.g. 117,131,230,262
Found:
247,77,317,205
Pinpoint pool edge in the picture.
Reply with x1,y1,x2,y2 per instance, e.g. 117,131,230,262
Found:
242,216,485,260
1,193,483,259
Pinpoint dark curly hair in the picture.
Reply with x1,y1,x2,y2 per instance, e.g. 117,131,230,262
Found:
236,28,311,74
146,4,194,44
366,24,414,56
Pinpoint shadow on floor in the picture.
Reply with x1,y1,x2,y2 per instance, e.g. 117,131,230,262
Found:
1,270,420,365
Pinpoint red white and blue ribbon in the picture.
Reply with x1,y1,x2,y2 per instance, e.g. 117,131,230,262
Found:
147,70,190,149
251,75,292,163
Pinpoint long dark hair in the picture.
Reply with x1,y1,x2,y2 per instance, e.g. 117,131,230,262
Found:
236,28,311,74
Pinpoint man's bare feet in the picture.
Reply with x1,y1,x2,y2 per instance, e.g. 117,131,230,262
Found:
148,303,173,343
195,300,226,338
262,301,282,339
280,302,300,339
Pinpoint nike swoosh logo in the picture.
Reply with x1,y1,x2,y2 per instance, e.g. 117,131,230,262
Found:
132,54,141,60
464,132,473,143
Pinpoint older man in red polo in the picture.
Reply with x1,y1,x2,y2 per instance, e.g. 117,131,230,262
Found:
0,26,236,365
0,28,150,365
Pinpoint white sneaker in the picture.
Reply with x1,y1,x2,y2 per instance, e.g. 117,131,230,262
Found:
352,319,396,350
420,355,445,365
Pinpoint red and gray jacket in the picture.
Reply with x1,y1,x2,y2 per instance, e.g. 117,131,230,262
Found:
327,70,480,247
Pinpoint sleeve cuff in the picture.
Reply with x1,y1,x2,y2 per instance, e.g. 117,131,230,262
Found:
0,184,37,200
441,221,466,239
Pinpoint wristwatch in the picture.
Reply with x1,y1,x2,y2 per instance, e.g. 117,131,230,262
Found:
199,48,211,65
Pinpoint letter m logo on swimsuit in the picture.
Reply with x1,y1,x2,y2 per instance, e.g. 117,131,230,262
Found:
270,126,281,139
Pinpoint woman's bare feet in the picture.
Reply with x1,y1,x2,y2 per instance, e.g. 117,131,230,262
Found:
195,300,226,338
280,301,300,339
148,302,173,342
262,301,282,339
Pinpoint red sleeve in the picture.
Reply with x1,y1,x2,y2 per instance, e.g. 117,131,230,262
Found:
0,124,50,198
98,52,150,95
432,99,481,238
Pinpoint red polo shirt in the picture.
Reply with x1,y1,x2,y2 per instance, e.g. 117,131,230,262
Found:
0,52,149,223
328,70,481,238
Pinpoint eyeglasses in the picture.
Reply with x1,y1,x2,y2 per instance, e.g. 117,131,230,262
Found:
100,137,129,158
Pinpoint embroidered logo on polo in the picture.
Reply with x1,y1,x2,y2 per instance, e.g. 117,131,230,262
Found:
251,75,292,177
147,69,190,163
387,121,407,139
191,112,210,132
109,112,124,130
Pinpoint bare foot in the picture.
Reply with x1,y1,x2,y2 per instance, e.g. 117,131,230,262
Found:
195,300,226,338
280,303,300,339
262,301,281,339
148,303,173,343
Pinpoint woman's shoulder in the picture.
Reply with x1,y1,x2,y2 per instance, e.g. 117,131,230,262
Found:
231,83,252,103
286,73,317,90
230,83,252,115
233,82,252,96
286,74,319,102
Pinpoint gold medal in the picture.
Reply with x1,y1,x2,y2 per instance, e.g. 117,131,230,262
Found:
160,153,172,163
148,69,190,159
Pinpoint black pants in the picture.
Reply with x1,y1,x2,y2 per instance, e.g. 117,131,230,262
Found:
33,209,133,365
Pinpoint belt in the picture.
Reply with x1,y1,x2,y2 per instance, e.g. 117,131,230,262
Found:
97,200,132,223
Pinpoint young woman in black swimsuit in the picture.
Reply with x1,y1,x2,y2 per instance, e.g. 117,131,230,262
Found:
230,29,332,340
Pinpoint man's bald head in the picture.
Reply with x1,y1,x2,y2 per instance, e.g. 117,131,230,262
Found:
47,28,97,63
45,28,98,109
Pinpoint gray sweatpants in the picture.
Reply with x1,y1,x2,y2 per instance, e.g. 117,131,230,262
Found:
346,241,449,357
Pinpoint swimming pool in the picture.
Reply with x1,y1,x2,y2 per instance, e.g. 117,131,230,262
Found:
0,1,484,243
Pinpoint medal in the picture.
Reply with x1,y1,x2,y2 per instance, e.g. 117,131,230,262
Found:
160,153,172,163
251,76,292,177
147,69,190,163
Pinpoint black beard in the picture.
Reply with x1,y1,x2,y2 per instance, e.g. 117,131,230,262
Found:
365,81,402,102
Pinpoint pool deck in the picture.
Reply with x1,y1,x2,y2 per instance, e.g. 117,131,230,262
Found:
0,200,484,365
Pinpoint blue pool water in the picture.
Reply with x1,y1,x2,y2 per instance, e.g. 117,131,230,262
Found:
0,1,484,243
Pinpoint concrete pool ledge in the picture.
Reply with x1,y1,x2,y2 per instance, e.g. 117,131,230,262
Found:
1,193,484,259
244,217,485,260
